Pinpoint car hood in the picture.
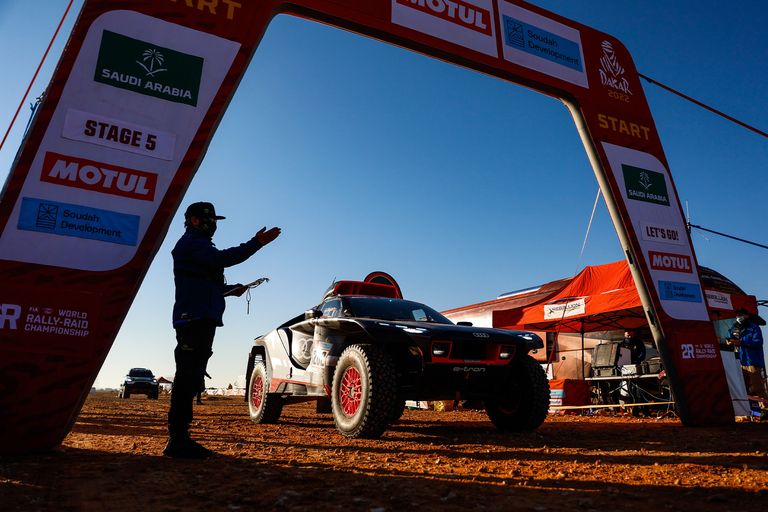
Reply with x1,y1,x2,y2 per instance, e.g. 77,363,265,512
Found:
302,317,542,350
364,319,540,345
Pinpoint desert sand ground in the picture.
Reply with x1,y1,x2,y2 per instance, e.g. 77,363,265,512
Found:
1,392,767,511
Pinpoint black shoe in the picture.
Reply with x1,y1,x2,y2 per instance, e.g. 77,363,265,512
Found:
163,437,214,459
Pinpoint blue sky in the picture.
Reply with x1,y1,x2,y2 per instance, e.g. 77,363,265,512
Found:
1,1,766,388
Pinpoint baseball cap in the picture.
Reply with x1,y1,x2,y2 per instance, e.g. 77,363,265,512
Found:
184,201,226,220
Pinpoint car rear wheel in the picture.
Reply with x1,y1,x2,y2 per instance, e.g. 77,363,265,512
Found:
485,354,549,432
331,344,396,438
248,362,283,423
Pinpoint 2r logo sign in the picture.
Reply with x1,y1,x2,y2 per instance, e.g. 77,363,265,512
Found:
0,304,22,329
681,343,695,360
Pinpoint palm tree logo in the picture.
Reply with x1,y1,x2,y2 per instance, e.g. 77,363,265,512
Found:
136,48,167,77
639,171,653,191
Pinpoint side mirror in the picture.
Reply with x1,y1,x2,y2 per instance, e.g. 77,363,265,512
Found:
457,321,473,327
304,308,322,320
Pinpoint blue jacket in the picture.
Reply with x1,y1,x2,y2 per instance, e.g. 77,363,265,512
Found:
172,228,262,326
735,321,765,368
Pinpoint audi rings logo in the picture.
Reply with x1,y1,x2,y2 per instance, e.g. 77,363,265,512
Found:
472,332,490,338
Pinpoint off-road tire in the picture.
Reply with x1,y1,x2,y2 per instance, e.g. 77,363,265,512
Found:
122,391,130,399
485,354,549,432
331,344,396,438
248,362,283,423
389,399,406,424
149,391,159,400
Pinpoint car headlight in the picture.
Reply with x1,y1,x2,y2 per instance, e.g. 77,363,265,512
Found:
499,345,516,360
431,341,452,357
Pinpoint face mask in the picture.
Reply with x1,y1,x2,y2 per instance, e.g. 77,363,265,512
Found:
200,218,217,237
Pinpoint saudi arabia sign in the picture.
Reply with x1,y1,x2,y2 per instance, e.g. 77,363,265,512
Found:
94,30,203,106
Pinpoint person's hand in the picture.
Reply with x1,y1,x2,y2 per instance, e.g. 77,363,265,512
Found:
257,226,281,246
230,284,246,297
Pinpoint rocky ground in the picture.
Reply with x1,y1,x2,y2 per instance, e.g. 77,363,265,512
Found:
1,392,767,511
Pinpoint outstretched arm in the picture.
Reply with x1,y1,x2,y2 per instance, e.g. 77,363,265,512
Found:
256,226,281,246
214,226,281,268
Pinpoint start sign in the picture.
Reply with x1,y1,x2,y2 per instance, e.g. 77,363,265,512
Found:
0,0,733,453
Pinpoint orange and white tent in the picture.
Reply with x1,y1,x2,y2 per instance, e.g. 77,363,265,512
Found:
491,260,758,333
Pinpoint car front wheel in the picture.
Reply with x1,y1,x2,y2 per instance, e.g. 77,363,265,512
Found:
485,354,550,432
248,362,283,423
331,344,396,438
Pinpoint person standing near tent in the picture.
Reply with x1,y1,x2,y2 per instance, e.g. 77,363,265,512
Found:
621,329,646,365
164,201,281,459
727,308,768,399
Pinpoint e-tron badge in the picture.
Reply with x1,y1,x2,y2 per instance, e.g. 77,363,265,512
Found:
453,367,486,372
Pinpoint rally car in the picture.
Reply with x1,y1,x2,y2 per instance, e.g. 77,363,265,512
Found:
118,367,159,399
245,273,549,438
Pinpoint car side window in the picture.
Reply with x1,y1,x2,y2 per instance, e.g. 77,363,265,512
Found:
412,308,428,322
321,299,341,318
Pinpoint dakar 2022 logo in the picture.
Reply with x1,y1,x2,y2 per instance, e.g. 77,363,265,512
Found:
599,40,631,95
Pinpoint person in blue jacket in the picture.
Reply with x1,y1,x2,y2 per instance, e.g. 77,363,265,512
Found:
727,308,768,399
164,201,280,458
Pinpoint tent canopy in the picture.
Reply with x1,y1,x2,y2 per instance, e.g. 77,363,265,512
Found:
442,276,572,321
492,260,758,333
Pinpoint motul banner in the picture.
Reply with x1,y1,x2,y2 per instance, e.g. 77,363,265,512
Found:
0,0,732,453
0,0,275,453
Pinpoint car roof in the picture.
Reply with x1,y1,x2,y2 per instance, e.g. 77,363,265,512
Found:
325,280,401,299
128,368,153,373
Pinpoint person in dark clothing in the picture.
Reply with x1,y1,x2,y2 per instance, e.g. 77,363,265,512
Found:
163,201,280,459
621,329,646,365
727,308,768,399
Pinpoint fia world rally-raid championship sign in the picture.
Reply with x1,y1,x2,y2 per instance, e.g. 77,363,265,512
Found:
0,0,734,454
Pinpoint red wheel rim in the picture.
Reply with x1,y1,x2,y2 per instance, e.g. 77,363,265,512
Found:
339,366,362,416
251,374,264,410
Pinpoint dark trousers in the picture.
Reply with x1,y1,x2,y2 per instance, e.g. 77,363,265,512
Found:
168,320,216,438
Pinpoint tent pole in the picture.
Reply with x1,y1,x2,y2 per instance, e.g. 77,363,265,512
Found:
581,321,585,380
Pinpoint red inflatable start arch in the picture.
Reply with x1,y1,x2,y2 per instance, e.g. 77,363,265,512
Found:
0,0,733,453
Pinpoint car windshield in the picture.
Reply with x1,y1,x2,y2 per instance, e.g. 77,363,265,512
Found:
129,369,153,378
343,297,453,324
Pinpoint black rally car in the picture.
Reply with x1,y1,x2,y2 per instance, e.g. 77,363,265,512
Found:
246,273,550,438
